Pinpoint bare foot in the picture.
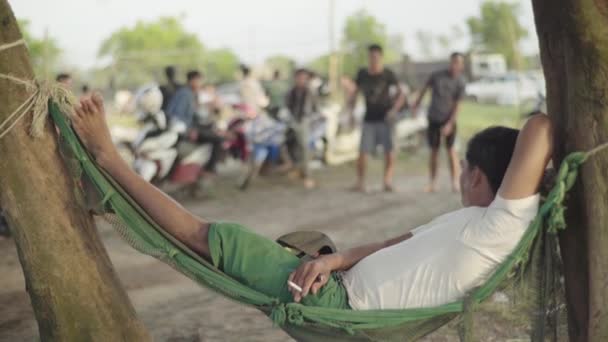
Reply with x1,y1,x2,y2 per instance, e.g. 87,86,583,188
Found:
287,169,301,180
424,183,438,193
71,93,116,162
349,184,367,193
451,181,461,193
303,178,316,189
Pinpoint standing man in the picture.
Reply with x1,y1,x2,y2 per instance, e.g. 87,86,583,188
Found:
412,52,466,193
239,64,269,114
349,44,407,192
263,70,289,119
285,68,318,189
160,66,181,112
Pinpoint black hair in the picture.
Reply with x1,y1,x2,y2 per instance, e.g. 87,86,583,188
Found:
240,64,251,77
186,70,202,82
294,68,310,77
273,70,281,79
368,44,383,54
56,73,71,82
465,126,520,194
450,52,464,60
81,84,90,93
165,66,176,80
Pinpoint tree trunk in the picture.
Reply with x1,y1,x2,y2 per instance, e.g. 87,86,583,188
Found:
0,2,150,341
532,1,608,341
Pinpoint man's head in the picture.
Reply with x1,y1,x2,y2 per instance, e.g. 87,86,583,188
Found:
273,70,281,80
186,70,203,91
460,126,519,207
165,66,176,82
449,52,465,76
56,73,72,88
240,64,251,78
367,44,384,73
294,68,311,88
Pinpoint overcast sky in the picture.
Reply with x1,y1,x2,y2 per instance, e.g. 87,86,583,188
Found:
11,0,539,69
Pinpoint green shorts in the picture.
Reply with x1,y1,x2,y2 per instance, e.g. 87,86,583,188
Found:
208,222,350,309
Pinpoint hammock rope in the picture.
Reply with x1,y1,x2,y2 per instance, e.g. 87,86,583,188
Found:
0,39,76,139
2,38,608,341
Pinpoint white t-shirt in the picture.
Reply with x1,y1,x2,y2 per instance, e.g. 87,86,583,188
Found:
342,193,540,310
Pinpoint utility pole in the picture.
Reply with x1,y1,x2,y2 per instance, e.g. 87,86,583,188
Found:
43,27,49,79
328,0,338,97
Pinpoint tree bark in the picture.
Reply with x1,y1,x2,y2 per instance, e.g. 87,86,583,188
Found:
532,0,608,341
0,2,150,341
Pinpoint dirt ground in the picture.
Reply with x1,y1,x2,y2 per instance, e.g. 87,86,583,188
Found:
0,153,535,342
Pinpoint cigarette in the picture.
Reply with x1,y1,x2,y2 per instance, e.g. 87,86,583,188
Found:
287,280,302,293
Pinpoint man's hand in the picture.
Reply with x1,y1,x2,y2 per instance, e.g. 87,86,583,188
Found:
441,121,454,136
385,109,398,125
188,129,199,142
410,104,419,118
288,254,339,302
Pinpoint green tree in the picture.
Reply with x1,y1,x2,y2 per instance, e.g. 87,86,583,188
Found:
340,9,401,77
308,54,331,78
265,55,296,79
98,16,205,88
17,19,62,78
205,48,239,84
466,1,528,68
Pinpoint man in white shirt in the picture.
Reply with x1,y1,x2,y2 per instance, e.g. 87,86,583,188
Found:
238,64,269,114
71,93,553,310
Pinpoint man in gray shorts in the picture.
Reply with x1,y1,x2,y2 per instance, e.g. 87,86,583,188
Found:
413,52,466,193
349,44,407,192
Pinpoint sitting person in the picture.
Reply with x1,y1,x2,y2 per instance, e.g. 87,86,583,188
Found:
71,93,552,310
238,105,288,190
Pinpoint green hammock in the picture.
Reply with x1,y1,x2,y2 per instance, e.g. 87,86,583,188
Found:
49,102,584,341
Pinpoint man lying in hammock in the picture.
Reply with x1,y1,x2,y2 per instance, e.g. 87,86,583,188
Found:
73,93,553,310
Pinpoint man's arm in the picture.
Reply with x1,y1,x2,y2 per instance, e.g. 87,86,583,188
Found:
440,101,461,136
288,231,413,302
411,78,431,117
441,82,465,135
333,232,412,270
499,114,553,199
387,86,407,122
386,71,408,119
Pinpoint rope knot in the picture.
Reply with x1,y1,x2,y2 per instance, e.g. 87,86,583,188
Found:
100,189,116,206
286,305,305,325
167,248,180,259
548,205,567,233
269,302,287,326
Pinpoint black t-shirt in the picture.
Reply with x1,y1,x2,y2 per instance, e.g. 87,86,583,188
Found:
286,87,317,123
355,68,399,122
160,81,181,112
427,70,465,123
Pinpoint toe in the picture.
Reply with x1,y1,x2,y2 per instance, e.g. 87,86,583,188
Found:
74,105,85,118
91,92,105,112
84,99,95,115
